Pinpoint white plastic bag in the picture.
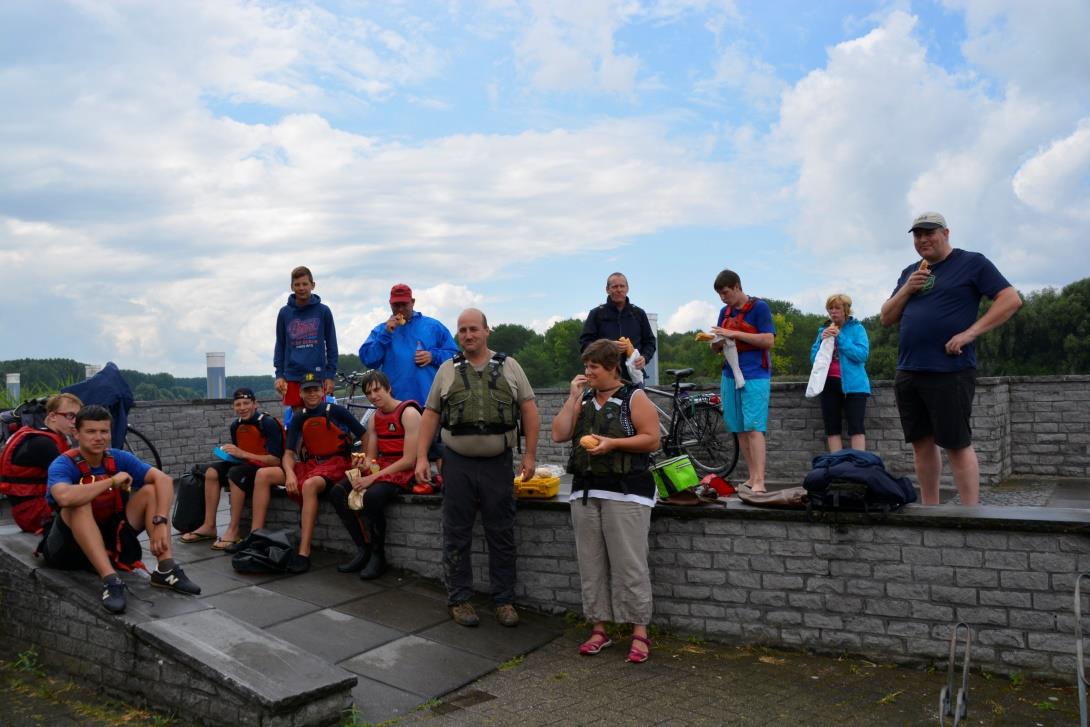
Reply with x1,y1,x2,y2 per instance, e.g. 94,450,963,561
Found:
626,349,645,385
806,336,835,398
706,335,745,389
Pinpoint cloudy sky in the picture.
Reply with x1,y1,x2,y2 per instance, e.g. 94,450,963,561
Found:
3,0,1088,377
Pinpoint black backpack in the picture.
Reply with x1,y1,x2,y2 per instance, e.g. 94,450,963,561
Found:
231,528,299,574
171,465,206,534
803,449,916,519
0,398,49,452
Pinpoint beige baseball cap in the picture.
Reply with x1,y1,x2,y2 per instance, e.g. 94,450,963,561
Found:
909,211,947,232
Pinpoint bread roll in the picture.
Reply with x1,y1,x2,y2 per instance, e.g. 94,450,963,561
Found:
694,331,716,342
579,434,600,449
394,314,406,326
918,259,929,272
618,337,634,356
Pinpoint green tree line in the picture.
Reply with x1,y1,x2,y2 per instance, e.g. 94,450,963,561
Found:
4,278,1089,399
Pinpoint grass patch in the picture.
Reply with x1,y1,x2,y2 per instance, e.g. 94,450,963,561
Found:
498,655,525,671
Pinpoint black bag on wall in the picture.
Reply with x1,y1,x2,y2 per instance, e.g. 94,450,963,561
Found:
171,465,206,534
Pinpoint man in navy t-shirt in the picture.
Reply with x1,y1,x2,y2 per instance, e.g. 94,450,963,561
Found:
880,212,1022,505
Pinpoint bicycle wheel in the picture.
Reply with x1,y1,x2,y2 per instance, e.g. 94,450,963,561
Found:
124,424,163,471
676,403,739,477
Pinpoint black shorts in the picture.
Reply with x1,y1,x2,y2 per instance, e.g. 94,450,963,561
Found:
207,460,261,494
818,378,868,436
894,369,976,449
42,511,142,572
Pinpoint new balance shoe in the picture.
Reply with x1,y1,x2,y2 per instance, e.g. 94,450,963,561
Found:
151,565,202,595
101,575,126,614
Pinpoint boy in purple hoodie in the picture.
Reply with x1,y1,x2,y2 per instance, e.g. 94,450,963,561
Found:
274,266,338,410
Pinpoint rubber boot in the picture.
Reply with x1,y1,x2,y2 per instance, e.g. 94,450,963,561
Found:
359,550,387,580
337,547,370,573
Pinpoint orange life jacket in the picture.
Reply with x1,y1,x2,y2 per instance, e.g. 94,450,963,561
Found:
235,413,284,457
300,404,352,459
720,298,770,370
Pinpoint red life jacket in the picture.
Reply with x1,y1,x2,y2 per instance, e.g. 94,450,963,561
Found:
373,400,421,489
0,426,68,497
60,449,145,573
720,297,770,370
300,404,352,459
235,413,284,457
64,448,125,524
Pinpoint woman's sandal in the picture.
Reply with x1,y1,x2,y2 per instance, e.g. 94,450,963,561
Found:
578,629,613,656
626,634,651,664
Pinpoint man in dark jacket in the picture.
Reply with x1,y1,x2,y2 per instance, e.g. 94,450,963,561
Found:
579,272,656,382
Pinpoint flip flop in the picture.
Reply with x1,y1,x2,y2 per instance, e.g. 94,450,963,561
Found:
211,538,242,551
180,532,215,544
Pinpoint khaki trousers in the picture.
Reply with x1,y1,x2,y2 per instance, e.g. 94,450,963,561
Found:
570,497,652,625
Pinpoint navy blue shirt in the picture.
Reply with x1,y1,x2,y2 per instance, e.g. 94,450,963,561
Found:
893,249,1010,372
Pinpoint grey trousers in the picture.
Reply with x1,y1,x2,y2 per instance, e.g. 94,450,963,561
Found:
569,497,653,625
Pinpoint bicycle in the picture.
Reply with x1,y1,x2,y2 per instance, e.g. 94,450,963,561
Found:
335,371,377,431
644,368,739,477
0,397,162,470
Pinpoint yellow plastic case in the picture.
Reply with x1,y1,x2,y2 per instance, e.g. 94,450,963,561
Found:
514,475,560,499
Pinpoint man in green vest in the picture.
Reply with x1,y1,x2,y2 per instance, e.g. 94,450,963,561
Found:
416,308,540,628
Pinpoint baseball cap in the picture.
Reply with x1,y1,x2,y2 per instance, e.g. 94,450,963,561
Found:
300,373,323,390
232,387,256,401
909,211,947,232
389,283,413,303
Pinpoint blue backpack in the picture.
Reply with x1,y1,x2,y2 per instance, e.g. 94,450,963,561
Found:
803,449,916,518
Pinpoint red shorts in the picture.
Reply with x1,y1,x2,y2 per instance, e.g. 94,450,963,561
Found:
282,381,303,408
288,456,349,504
11,496,53,534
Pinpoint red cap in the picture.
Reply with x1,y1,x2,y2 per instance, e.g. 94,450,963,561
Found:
389,284,413,303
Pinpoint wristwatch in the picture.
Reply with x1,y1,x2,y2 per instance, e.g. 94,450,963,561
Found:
151,515,168,526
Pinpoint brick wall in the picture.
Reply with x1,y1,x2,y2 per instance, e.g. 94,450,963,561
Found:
259,494,1090,679
129,375,1090,485
1009,376,1090,477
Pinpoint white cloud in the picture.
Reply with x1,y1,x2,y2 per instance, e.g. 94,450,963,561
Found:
947,0,1090,101
1012,118,1090,221
665,299,719,333
696,43,785,112
767,9,1090,303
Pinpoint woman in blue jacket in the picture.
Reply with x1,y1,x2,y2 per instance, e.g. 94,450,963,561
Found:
810,293,871,451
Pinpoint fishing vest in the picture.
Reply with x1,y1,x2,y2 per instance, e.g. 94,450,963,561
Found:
440,353,519,436
568,385,640,478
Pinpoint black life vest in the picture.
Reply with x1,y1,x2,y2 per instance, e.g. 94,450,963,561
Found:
440,353,519,436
